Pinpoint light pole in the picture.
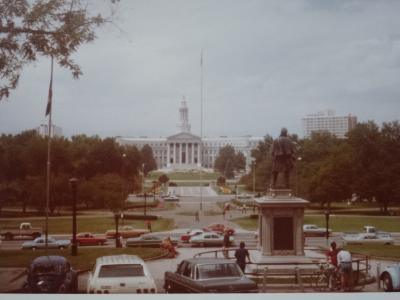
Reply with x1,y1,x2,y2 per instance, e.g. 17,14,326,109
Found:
251,158,256,213
324,209,330,247
121,153,126,225
69,178,78,256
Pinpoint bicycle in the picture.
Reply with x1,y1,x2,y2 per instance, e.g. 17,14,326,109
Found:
313,263,340,292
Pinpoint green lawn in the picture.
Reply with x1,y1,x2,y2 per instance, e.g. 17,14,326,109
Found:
233,215,400,232
0,216,174,234
0,248,166,269
347,245,400,260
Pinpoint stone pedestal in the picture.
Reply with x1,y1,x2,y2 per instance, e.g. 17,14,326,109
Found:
254,189,312,264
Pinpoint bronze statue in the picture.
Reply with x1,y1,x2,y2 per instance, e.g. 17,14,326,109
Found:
271,128,296,189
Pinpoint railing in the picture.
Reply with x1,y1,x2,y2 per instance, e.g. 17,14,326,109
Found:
194,248,374,292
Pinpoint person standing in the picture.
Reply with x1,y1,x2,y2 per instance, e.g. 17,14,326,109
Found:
337,249,353,292
234,242,251,272
326,241,339,290
223,230,230,258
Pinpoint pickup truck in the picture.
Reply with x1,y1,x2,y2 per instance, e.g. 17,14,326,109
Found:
0,222,42,240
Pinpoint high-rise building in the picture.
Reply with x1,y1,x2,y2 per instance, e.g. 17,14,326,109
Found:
116,98,263,171
302,110,357,138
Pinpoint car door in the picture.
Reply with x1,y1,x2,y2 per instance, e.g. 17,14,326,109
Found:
172,261,193,292
210,234,221,246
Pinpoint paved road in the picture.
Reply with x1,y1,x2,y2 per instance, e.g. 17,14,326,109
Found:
168,186,218,197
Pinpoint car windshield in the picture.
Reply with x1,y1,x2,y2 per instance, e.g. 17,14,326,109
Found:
197,263,242,279
98,264,145,277
33,264,65,274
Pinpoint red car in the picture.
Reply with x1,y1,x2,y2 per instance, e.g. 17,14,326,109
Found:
203,223,235,235
180,229,205,243
73,232,107,246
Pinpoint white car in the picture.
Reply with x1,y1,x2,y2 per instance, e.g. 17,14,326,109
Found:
342,232,394,245
87,255,157,294
190,232,234,247
303,224,331,237
164,195,179,201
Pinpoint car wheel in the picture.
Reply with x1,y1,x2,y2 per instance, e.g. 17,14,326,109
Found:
31,247,36,251
382,273,393,292
59,246,65,250
5,233,13,241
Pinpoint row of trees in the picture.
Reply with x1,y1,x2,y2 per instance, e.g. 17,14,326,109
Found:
0,130,157,214
240,121,400,213
214,145,246,178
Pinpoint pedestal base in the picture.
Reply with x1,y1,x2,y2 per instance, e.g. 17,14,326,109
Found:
252,251,315,264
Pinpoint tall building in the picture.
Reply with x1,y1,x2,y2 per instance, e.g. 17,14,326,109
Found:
302,110,357,139
36,124,63,137
116,98,263,171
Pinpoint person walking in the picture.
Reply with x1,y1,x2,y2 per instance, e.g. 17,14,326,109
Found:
234,242,251,273
337,249,353,292
326,241,340,290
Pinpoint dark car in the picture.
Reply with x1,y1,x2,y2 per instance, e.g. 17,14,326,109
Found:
164,258,258,293
23,255,77,293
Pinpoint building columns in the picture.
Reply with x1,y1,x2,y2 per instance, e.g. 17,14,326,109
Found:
179,143,182,164
185,143,188,164
191,143,194,164
173,143,176,165
197,143,201,167
167,143,170,167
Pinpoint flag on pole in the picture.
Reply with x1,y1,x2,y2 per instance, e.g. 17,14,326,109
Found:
45,56,54,116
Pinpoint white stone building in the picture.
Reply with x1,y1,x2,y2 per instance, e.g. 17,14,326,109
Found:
302,110,357,139
116,99,263,171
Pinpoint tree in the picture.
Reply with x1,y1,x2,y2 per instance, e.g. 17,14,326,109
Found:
158,174,169,186
0,0,119,100
224,158,234,179
217,176,226,186
141,144,157,176
234,151,246,171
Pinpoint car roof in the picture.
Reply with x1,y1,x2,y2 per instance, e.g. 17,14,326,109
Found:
32,255,68,265
184,258,237,265
95,255,144,265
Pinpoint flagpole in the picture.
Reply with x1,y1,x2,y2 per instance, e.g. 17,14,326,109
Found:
199,49,203,212
45,56,54,253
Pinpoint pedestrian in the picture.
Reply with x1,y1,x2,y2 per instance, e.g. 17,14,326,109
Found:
326,241,340,290
222,209,226,220
234,242,251,273
195,211,200,222
337,248,353,292
243,204,247,214
146,220,152,232
223,230,230,258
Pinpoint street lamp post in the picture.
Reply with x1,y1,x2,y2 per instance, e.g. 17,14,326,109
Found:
324,209,330,247
251,159,256,213
69,178,78,256
114,212,123,248
296,157,302,196
121,153,126,226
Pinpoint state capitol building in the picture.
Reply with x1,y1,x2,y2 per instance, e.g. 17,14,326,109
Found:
116,99,263,171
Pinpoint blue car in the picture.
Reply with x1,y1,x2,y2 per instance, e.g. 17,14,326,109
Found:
380,264,400,292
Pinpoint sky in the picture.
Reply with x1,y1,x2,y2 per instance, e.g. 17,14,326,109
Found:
1,0,400,139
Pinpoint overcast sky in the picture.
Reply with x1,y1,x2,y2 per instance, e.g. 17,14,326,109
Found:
1,0,400,139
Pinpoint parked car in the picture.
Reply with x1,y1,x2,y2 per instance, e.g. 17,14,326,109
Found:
74,233,107,246
203,223,235,235
87,255,157,294
238,193,251,199
0,222,42,240
164,258,258,293
190,232,234,247
126,235,178,248
303,224,331,237
164,195,180,201
180,229,205,243
380,264,400,292
105,226,149,239
22,237,71,250
23,255,77,293
342,232,394,245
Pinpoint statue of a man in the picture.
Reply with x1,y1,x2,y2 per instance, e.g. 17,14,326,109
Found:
271,127,296,189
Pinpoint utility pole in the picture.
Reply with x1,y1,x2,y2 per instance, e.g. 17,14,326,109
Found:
199,49,204,212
